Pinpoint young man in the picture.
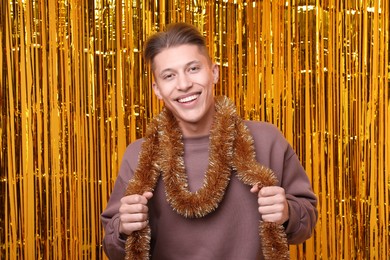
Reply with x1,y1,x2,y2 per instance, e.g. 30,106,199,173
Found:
101,23,318,259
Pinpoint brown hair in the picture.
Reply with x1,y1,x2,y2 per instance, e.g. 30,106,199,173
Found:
144,23,210,68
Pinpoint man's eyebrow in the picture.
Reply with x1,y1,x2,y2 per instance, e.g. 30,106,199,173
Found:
186,60,201,66
158,60,201,76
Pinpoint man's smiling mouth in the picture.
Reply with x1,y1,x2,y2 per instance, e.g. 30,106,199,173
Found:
177,94,200,103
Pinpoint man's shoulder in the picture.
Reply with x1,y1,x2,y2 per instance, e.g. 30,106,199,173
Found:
127,138,144,149
244,120,281,135
244,120,288,147
121,138,144,163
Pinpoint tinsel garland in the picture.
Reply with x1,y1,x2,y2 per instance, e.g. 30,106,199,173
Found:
124,96,289,259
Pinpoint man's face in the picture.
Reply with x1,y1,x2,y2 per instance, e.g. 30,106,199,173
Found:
152,44,219,136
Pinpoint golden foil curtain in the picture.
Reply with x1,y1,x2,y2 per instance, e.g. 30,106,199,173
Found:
0,0,389,259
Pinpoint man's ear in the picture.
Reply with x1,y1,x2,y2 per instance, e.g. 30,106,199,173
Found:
212,64,219,84
152,82,162,99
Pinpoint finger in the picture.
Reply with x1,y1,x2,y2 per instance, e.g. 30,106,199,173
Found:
258,193,286,206
121,194,149,205
258,197,272,207
260,212,285,224
250,185,259,193
258,203,285,215
259,186,284,197
120,212,148,223
142,191,153,200
120,220,149,235
119,203,149,215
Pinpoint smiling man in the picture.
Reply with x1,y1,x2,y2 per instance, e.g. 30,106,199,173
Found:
101,23,318,260
151,43,218,137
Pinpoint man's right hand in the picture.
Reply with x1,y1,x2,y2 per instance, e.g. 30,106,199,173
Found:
118,191,153,236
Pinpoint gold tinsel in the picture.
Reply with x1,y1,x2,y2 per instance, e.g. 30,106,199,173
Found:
0,0,389,259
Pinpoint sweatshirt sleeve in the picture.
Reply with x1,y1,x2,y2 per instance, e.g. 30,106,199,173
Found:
246,121,318,244
101,175,127,259
281,149,318,244
101,140,142,259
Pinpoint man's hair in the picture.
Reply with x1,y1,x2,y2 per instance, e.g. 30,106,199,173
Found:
144,23,210,68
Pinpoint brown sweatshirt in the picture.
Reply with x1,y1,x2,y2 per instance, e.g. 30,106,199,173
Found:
101,121,318,259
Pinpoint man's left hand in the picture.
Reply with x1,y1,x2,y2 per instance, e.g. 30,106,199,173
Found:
250,186,289,225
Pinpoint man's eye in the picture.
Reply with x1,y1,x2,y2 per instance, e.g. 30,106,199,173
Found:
163,74,174,80
189,66,200,72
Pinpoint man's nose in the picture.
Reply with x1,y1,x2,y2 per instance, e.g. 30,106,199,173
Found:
177,74,192,90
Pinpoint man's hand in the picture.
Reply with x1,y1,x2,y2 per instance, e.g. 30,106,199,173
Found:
118,191,153,236
250,186,289,225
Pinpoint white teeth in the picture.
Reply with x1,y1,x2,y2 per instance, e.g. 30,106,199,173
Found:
178,94,198,103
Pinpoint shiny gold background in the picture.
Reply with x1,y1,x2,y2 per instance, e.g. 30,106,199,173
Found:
1,0,389,259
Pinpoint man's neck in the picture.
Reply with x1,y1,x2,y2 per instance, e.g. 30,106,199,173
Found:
179,121,212,137
178,109,216,138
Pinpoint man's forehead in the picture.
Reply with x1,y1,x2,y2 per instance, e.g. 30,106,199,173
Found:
151,44,211,70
